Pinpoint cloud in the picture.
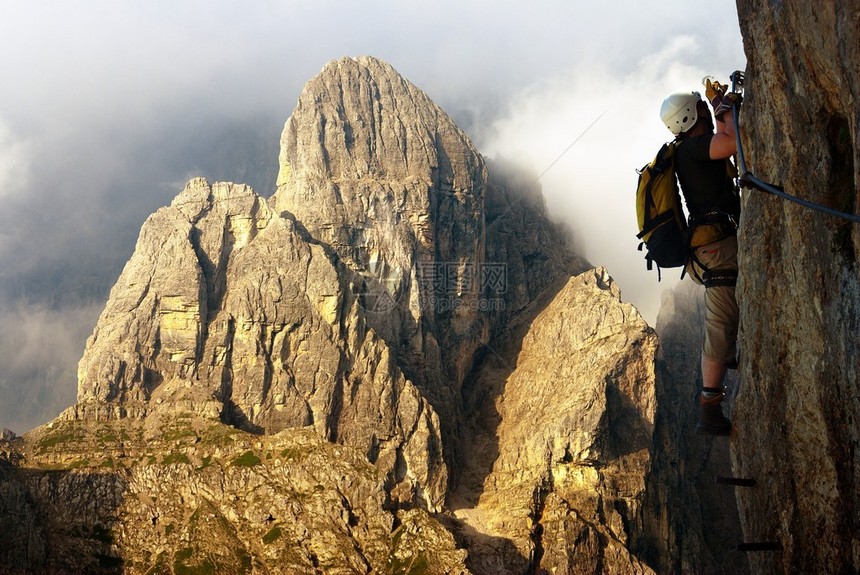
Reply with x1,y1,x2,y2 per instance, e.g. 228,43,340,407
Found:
0,0,745,431
0,301,102,433
478,35,744,323
0,122,31,198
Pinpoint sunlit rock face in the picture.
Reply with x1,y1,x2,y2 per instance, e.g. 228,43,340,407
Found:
72,173,448,511
1,422,470,574
271,56,490,435
455,268,659,574
733,2,860,573
70,57,593,519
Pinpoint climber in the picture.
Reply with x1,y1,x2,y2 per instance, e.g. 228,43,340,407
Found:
660,82,740,436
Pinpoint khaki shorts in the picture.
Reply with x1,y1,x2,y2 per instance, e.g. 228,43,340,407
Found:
686,235,739,364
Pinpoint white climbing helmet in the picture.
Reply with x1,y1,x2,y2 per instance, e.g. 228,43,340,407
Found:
660,92,702,135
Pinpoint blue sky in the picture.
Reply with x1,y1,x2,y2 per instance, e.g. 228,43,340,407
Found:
0,0,745,431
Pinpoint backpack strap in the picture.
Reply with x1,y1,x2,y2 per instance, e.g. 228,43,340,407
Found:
638,240,689,282
638,241,662,281
636,209,676,240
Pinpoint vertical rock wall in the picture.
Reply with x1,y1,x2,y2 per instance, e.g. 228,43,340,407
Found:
734,2,860,573
0,450,47,574
271,57,493,473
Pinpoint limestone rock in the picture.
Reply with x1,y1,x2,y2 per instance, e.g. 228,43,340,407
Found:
4,55,666,575
272,56,489,417
74,177,447,511
455,268,658,574
69,58,589,521
733,2,860,573
9,418,470,574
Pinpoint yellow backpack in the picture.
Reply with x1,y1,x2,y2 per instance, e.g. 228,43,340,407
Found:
636,141,689,278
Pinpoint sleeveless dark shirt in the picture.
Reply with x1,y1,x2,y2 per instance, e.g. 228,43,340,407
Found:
675,134,740,220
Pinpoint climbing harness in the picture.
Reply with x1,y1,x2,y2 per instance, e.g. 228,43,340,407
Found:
687,210,740,288
729,70,860,224
699,267,738,289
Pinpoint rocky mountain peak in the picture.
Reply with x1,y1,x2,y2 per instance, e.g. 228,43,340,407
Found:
68,56,585,520
273,56,490,398
275,56,483,187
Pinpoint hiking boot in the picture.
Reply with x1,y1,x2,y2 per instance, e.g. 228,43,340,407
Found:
696,400,732,436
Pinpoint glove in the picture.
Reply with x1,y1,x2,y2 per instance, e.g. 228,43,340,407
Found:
704,78,728,109
713,92,742,119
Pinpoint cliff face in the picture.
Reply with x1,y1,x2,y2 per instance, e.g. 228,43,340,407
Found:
455,269,657,575
272,56,489,406
73,177,448,512
733,2,860,573
2,421,468,574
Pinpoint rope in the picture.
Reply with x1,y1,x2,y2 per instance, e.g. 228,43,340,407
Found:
534,108,608,183
741,171,860,223
730,75,860,224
